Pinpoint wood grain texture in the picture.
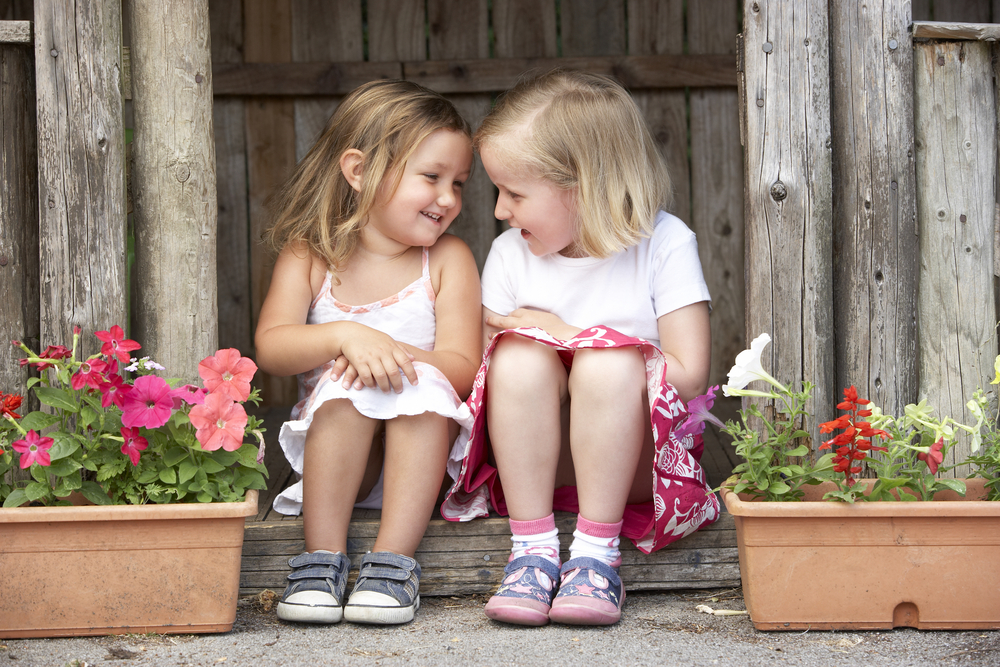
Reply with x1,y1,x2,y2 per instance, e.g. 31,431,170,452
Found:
244,0,298,406
688,0,745,390
492,0,558,58
0,20,29,43
34,0,127,356
561,0,626,57
129,0,218,383
240,512,740,596
742,0,835,444
913,21,1000,41
210,0,252,357
914,41,996,475
214,54,738,95
830,0,918,419
0,41,37,490
367,0,425,62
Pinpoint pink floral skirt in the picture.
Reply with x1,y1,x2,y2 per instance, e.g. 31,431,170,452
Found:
441,326,719,554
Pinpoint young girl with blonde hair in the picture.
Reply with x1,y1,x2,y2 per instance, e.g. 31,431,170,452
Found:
256,80,481,626
442,69,720,626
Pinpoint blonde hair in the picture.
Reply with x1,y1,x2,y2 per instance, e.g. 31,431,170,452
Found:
474,69,671,258
264,80,472,270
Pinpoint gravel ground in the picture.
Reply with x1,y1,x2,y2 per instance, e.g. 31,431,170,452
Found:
3,589,999,667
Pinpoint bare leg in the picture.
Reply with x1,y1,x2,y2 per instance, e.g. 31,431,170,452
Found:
302,399,379,553
486,335,568,521
568,347,650,523
374,411,450,557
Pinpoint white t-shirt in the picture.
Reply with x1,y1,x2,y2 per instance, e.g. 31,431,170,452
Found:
481,211,711,349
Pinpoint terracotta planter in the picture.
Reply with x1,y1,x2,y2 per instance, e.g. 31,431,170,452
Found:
0,490,257,638
722,479,1000,631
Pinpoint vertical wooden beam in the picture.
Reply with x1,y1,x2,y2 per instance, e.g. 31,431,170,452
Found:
742,0,835,442
427,0,494,270
560,0,626,57
211,0,252,358
688,0,745,390
34,0,127,356
492,0,558,58
628,0,691,227
367,0,425,62
0,38,37,489
914,41,996,474
128,0,218,383
829,0,918,417
245,0,297,406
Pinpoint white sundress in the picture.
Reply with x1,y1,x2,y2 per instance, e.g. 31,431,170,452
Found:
272,247,474,515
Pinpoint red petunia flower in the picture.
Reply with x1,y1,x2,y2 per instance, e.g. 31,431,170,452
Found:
170,384,207,408
98,374,132,409
121,374,174,429
95,325,141,364
198,349,257,402
189,391,248,452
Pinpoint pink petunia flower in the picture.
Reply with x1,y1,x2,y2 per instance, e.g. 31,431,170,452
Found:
674,385,726,439
198,349,257,402
12,430,54,468
189,391,248,452
70,358,108,391
170,384,207,408
98,374,132,409
95,325,141,364
119,427,149,466
121,374,174,429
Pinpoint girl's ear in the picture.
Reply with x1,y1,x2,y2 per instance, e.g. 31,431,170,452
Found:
339,149,365,192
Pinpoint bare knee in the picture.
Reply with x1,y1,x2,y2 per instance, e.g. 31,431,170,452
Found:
487,334,565,393
568,347,646,400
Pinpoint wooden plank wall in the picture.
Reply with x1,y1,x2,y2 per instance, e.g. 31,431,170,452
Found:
209,0,746,408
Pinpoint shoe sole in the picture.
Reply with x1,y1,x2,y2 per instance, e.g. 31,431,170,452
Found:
484,598,550,626
276,601,343,624
548,590,624,626
343,596,420,625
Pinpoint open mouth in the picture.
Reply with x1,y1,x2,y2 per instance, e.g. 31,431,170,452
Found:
423,211,442,223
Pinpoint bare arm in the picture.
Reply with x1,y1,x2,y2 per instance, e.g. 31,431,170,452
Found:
484,307,583,343
657,301,711,403
333,235,483,399
254,243,417,390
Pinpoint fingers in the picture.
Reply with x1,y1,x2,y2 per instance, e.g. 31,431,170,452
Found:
345,347,417,393
331,355,350,381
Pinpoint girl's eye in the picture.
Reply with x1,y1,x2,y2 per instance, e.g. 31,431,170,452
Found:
453,180,465,189
424,173,439,181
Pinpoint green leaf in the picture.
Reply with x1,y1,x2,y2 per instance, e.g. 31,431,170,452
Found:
159,467,177,484
196,491,213,503
25,481,50,502
30,464,48,484
210,450,240,467
936,478,967,495
136,469,159,484
785,445,809,457
163,447,189,467
3,489,28,507
769,481,791,495
47,457,83,477
200,458,226,474
47,433,81,461
80,481,113,505
19,411,60,431
178,460,199,484
34,386,79,412
79,405,99,429
82,458,99,472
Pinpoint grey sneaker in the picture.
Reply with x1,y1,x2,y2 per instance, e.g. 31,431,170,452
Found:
343,551,421,624
276,551,351,623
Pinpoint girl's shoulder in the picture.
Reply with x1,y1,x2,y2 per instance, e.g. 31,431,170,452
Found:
428,233,478,292
276,240,330,299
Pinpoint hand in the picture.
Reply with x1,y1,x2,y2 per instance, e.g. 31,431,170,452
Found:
484,308,583,342
337,328,417,393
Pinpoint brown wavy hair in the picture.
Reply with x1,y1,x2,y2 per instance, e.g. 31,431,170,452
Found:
263,80,472,271
474,69,671,258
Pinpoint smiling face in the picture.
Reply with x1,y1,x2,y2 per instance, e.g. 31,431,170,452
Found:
364,128,473,251
479,144,580,257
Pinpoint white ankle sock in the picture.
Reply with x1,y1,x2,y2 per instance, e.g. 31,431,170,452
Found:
568,516,622,565
509,515,561,567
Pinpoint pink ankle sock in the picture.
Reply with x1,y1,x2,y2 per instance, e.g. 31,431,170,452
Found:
570,515,623,565
509,514,560,566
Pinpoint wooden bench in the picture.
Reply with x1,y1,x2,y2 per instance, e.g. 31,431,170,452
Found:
240,404,741,597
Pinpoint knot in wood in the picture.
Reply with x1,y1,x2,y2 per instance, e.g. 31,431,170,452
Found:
0,255,8,267
770,181,787,201
174,163,191,183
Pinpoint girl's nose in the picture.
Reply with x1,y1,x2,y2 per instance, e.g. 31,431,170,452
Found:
438,186,457,208
493,198,509,221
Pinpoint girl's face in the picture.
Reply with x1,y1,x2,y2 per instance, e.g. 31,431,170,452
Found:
367,129,473,251
479,144,579,257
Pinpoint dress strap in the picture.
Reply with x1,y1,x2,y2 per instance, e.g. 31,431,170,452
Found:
421,246,435,302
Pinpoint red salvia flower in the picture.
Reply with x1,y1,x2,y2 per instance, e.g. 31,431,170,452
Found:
819,385,889,486
1,393,23,420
